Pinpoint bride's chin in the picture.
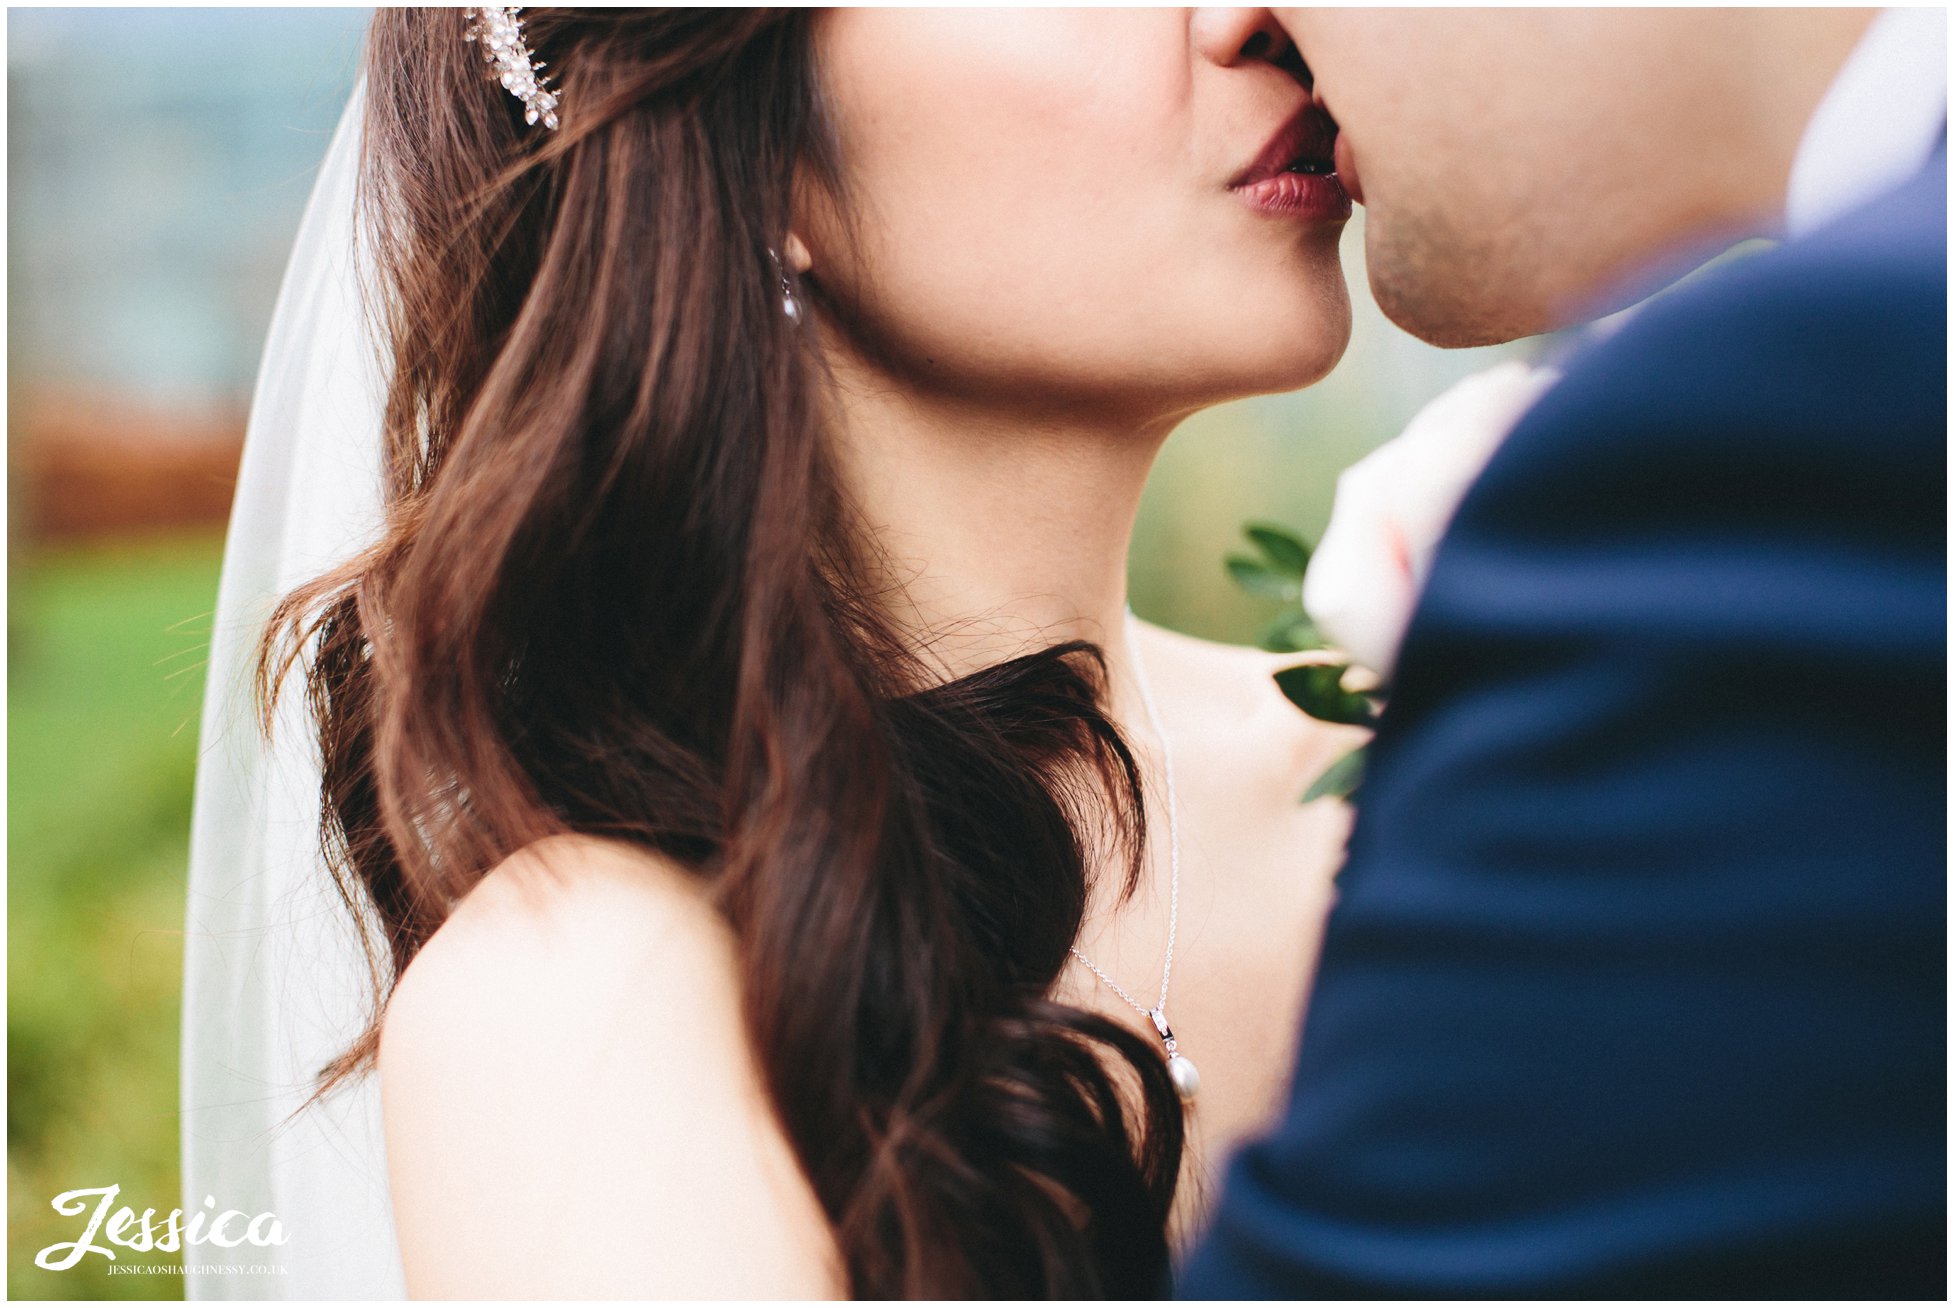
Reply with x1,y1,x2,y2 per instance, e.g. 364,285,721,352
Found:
1241,315,1354,397
1169,336,1350,413
1277,284,1355,390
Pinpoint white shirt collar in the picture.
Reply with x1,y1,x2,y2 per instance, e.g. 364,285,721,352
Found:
1785,7,1948,238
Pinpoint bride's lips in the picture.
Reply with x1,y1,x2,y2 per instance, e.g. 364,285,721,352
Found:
1228,101,1351,222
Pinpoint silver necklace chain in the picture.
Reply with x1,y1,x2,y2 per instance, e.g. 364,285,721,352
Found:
1067,607,1181,1024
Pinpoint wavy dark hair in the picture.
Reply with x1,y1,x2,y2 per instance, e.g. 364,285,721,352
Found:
260,7,1186,1297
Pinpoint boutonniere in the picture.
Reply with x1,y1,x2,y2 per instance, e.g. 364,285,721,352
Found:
1228,361,1562,802
1226,521,1379,802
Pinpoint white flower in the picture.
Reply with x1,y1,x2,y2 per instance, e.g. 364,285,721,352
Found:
1303,360,1562,683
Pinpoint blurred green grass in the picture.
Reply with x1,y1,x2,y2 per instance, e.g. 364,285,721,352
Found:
9,529,225,1300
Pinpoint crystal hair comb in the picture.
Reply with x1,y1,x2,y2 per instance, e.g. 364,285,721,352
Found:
464,6,560,130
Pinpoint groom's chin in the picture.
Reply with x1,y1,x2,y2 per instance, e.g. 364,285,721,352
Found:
1370,261,1542,350
1361,219,1566,348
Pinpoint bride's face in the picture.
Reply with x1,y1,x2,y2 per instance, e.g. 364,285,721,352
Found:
799,7,1352,417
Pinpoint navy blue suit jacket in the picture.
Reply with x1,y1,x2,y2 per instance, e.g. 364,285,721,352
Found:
1178,150,1946,1298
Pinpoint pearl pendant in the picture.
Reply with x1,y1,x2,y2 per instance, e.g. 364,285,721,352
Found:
1149,1008,1199,1102
1167,1053,1201,1102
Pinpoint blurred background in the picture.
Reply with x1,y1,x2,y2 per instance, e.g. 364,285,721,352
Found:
6,7,1516,1298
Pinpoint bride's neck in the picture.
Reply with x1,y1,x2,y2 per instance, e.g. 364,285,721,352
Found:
822,352,1183,693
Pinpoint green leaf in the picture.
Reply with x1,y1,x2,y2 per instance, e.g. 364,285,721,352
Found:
1244,522,1312,579
1301,744,1367,803
1274,662,1380,727
1259,612,1324,655
1226,555,1300,601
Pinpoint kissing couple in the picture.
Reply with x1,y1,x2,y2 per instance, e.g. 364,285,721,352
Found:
181,7,1944,1299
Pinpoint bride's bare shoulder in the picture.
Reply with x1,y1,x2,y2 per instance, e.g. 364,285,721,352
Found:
382,833,727,1048
378,833,843,1297
422,831,719,962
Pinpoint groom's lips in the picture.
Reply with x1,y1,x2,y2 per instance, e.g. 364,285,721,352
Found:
1229,102,1351,222
1332,130,1365,206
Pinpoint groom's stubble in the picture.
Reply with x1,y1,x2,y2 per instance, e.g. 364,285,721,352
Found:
1270,8,1878,348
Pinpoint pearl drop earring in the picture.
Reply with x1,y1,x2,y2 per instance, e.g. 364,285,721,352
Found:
768,245,803,324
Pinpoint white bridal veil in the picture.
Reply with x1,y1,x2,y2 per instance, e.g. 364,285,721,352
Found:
179,77,407,1299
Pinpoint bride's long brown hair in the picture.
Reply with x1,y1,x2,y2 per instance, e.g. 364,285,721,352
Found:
259,9,1186,1296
